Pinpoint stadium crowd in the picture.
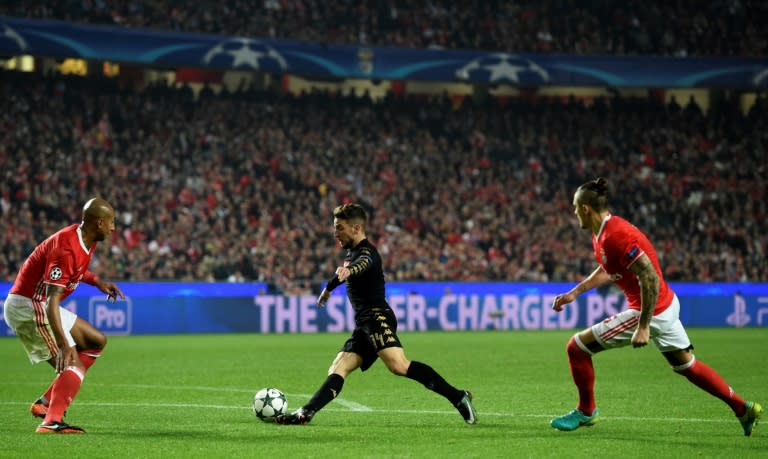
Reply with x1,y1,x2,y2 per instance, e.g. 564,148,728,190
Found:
2,0,767,57
0,70,766,292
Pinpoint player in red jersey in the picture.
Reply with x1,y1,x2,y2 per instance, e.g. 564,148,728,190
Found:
550,178,761,435
3,198,125,434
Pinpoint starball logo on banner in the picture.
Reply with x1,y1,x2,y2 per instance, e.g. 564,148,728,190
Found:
455,53,549,84
202,38,288,70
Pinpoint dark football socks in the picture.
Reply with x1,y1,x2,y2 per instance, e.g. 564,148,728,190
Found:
406,360,463,404
304,373,345,412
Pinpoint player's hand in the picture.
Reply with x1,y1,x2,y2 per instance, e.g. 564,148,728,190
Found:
55,345,78,374
97,281,125,303
631,325,650,348
316,289,331,308
551,292,577,312
335,267,351,282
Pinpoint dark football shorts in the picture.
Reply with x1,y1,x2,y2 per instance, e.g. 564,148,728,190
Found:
340,307,402,371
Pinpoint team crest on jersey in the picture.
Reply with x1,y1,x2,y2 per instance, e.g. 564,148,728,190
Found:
49,266,62,281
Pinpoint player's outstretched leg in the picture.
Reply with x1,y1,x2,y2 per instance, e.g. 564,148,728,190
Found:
404,361,477,424
550,408,600,431
673,356,763,436
739,401,762,437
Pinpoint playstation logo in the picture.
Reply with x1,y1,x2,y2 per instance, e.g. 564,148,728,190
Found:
726,294,750,327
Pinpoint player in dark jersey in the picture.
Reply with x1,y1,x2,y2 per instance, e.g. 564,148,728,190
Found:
550,178,761,436
276,203,477,425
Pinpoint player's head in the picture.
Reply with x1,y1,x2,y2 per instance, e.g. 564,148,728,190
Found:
333,203,367,249
82,198,116,242
573,177,609,230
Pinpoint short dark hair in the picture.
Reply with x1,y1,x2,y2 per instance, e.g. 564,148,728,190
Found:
576,177,609,211
333,203,368,226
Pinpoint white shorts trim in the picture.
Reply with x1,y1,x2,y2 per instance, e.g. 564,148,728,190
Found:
591,294,691,353
3,293,78,364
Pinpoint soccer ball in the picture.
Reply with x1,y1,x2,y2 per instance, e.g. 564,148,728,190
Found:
252,387,288,422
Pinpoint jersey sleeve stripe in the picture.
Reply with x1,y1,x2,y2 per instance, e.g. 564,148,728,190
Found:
43,281,69,288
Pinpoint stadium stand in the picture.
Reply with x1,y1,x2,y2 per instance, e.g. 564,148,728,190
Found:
0,70,765,291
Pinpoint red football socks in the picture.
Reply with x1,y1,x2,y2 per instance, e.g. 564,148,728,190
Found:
43,366,85,423
78,349,102,370
566,336,596,416
41,349,101,403
678,358,746,416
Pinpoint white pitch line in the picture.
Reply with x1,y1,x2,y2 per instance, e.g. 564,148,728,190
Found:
332,398,373,412
0,401,739,424
3,382,375,412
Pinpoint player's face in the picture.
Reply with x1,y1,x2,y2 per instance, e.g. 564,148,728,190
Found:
573,192,588,229
95,210,116,241
333,217,359,249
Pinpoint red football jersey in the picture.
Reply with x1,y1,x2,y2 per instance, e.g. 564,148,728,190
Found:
592,215,674,315
10,224,96,302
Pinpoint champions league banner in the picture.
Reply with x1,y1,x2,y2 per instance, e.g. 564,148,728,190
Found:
2,17,768,88
1,282,767,336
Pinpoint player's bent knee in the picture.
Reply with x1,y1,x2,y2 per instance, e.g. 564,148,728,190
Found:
89,326,108,349
568,333,600,356
85,331,107,351
328,352,361,377
566,336,581,356
386,361,410,376
670,356,695,373
72,319,108,350
389,365,408,376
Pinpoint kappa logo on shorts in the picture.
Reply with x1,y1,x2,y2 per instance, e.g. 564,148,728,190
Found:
49,267,62,281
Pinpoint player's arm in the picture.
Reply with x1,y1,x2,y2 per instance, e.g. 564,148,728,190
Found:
45,284,78,373
344,249,373,277
82,270,125,303
335,248,374,282
317,250,375,307
628,254,659,347
316,275,341,307
552,265,612,311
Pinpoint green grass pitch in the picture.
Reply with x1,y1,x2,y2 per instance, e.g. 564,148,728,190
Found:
1,329,766,458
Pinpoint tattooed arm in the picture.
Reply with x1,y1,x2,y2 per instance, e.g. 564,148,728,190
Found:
628,254,659,347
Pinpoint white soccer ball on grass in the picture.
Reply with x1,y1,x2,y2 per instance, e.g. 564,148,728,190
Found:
252,387,288,422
